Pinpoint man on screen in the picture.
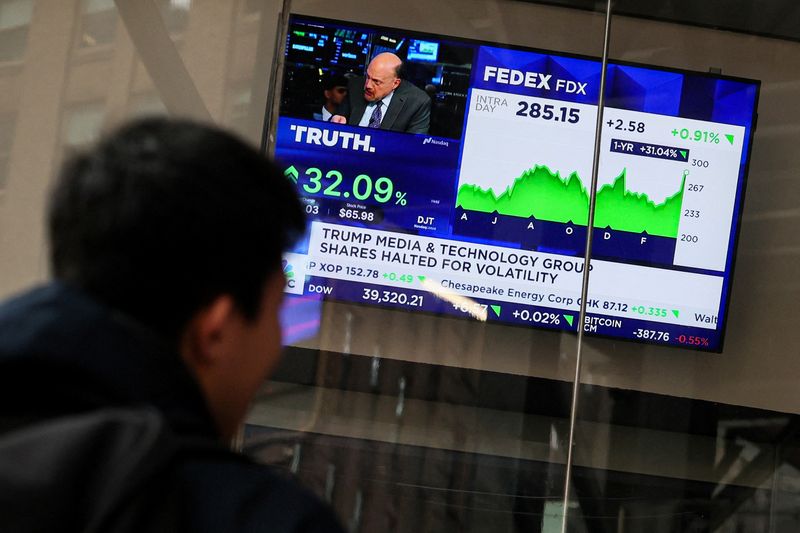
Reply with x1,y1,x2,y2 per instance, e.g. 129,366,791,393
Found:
331,52,430,134
313,73,348,122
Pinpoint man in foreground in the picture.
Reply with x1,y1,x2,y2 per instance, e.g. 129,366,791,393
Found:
331,52,431,134
0,118,344,532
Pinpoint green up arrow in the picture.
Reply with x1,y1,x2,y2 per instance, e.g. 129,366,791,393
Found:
284,165,299,183
490,305,502,317
563,314,574,327
672,309,680,318
679,150,688,159
725,134,735,145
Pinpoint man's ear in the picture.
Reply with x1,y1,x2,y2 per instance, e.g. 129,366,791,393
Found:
181,295,236,367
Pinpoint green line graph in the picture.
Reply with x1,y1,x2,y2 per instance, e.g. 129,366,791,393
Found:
456,165,685,238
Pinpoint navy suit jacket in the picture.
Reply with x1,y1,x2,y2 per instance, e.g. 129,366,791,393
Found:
338,77,431,134
0,283,346,532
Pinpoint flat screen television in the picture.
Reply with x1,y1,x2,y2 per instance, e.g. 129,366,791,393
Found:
271,15,760,352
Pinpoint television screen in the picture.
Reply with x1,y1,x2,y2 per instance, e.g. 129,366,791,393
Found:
285,24,370,69
408,39,439,62
273,15,759,352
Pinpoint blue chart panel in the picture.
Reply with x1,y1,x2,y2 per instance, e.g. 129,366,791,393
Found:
275,118,459,237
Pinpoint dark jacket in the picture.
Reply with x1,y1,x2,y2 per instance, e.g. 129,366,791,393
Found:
338,77,431,134
0,283,344,533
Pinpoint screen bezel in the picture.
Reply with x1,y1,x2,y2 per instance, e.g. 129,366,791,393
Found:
264,13,761,353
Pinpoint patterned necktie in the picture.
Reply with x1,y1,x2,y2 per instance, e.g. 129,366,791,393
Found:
368,101,383,128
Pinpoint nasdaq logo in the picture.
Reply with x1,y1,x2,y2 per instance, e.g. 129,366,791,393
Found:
290,124,375,153
422,137,449,147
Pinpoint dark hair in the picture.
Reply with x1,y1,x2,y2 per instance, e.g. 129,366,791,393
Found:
322,73,348,91
48,118,306,342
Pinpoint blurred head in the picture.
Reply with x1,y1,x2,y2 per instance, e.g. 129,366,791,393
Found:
48,118,306,439
363,52,402,103
323,74,348,109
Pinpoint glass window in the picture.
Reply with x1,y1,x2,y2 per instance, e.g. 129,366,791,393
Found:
2,1,798,531
0,0,33,62
241,0,262,17
128,92,168,118
62,102,105,148
0,112,16,189
77,0,117,48
157,0,191,36
253,6,608,530
565,2,800,532
226,86,251,136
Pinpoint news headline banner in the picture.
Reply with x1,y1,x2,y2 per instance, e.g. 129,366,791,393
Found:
306,222,721,329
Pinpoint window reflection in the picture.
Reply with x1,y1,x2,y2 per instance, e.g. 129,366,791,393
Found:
157,0,191,36
0,0,33,62
62,102,105,148
78,0,117,48
0,1,798,531
0,112,16,189
227,86,252,137
128,92,168,118
241,0,262,17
